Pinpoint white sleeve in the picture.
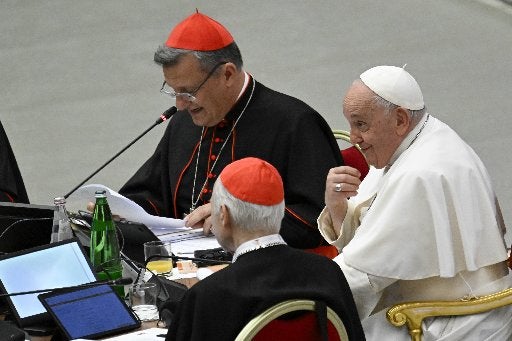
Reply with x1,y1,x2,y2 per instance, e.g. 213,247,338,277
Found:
317,206,340,244
317,204,359,250
333,252,397,319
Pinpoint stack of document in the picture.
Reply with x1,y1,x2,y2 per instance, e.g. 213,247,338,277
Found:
68,184,221,255
153,227,220,256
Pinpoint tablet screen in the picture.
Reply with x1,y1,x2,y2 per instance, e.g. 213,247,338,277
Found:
38,284,141,339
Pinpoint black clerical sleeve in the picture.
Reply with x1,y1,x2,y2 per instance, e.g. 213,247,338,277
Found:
0,121,29,204
119,79,343,248
230,83,343,248
272,100,343,248
119,110,200,218
118,139,168,217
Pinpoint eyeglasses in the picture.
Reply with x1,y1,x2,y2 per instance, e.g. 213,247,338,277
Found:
160,61,228,102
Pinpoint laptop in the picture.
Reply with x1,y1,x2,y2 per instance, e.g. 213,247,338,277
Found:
0,239,97,334
38,284,140,340
0,202,54,254
71,211,159,266
117,221,160,265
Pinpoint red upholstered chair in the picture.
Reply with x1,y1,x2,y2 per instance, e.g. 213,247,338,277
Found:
304,130,369,259
341,146,368,181
304,245,339,259
235,299,348,341
509,250,512,270
333,129,369,181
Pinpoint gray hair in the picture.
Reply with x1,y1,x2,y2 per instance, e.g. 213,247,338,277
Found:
372,94,426,123
154,42,243,73
211,179,284,234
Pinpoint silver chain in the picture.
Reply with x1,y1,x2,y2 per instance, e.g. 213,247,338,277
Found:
190,80,256,212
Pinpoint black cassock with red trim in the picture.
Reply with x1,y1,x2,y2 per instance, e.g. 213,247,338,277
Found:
119,77,343,249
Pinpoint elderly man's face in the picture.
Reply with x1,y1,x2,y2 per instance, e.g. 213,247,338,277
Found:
162,54,232,127
343,82,403,169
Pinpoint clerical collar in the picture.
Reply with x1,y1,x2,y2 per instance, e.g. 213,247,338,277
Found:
220,72,252,124
387,112,430,168
232,234,287,262
236,71,250,101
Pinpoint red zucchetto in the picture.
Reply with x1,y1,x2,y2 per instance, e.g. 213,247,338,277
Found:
165,10,234,51
219,158,284,206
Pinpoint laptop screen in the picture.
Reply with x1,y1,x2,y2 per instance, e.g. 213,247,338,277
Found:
0,239,97,327
0,202,54,254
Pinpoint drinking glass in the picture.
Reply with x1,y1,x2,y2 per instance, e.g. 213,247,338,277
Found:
143,241,173,274
129,282,158,321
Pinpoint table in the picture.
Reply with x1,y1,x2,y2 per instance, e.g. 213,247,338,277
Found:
29,321,164,341
27,265,227,340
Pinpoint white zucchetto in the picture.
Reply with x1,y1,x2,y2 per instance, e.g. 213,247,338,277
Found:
360,65,425,110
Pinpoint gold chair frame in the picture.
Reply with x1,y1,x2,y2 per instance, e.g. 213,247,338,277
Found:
235,299,349,341
332,129,361,151
386,287,512,341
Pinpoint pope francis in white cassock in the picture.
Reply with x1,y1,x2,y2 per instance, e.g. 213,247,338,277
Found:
319,65,512,340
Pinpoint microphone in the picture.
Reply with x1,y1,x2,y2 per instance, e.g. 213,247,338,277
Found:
132,253,231,284
63,106,178,199
0,277,133,298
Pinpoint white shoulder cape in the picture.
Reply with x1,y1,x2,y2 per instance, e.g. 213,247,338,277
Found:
342,116,508,280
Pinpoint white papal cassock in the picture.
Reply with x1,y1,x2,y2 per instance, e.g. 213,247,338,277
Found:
319,113,512,340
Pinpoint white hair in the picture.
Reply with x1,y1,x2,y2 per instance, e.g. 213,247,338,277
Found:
354,79,426,122
211,179,284,233
372,93,426,123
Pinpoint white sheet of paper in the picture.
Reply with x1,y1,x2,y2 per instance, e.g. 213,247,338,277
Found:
67,184,185,230
170,235,221,256
153,227,221,255
153,227,204,241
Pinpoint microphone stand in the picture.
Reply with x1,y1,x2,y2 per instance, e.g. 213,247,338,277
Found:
144,254,232,267
63,106,177,199
0,278,134,298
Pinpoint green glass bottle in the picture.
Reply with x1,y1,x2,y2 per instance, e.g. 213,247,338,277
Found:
90,190,124,297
